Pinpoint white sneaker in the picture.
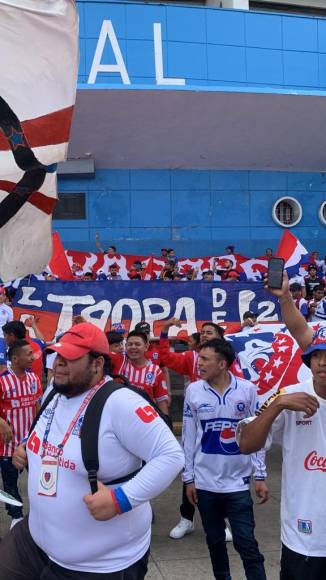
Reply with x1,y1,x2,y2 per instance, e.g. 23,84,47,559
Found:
225,524,233,542
10,517,23,530
169,517,195,539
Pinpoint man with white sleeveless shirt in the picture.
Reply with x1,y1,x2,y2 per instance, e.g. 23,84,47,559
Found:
238,327,326,579
0,322,184,580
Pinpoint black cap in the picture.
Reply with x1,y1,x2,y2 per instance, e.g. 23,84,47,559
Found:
135,321,150,334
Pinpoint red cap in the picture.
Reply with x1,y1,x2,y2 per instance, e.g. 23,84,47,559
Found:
227,271,239,279
49,322,110,360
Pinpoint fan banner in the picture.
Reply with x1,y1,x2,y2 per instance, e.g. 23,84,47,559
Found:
13,280,280,340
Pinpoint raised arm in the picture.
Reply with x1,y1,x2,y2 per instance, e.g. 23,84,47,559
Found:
239,391,319,454
265,271,314,350
159,318,194,378
95,232,104,253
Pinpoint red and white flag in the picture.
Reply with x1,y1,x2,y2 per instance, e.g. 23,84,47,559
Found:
0,0,78,282
48,232,73,281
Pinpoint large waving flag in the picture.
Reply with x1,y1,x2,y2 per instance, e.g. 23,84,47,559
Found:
0,0,78,282
276,231,309,279
228,322,318,404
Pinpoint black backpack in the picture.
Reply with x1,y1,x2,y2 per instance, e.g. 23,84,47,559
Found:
28,376,173,494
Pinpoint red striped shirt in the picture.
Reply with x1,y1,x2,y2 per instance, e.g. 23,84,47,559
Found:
111,354,168,403
0,369,42,456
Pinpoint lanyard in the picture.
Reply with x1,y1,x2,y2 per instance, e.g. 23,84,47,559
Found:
41,378,106,458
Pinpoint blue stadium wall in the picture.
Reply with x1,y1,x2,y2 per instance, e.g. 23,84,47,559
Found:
55,1,326,255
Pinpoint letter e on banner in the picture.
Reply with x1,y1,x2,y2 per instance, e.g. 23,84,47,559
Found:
212,288,227,322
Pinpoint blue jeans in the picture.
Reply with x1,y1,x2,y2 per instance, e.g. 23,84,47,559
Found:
0,458,23,519
197,489,266,580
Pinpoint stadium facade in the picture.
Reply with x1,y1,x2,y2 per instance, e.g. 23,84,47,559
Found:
55,0,326,256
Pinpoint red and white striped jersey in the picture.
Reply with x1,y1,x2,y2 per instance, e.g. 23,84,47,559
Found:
158,336,244,382
110,353,168,403
0,369,42,456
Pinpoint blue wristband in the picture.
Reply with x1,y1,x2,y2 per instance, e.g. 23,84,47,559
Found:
113,487,132,513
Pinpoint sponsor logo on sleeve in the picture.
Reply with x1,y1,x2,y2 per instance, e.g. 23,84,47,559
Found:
135,405,158,423
183,403,193,418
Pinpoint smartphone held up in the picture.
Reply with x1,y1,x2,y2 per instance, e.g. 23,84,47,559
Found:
267,257,285,289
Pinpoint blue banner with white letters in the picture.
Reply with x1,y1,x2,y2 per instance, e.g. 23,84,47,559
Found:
13,281,280,340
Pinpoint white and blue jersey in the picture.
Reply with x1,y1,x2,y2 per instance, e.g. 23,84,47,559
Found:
182,374,266,493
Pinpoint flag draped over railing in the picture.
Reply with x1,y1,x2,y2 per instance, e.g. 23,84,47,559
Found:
0,0,78,282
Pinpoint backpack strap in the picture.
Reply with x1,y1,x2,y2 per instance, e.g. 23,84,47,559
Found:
28,388,58,438
80,377,172,494
80,380,127,494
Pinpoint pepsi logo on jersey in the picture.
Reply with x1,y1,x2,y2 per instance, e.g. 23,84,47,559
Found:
200,418,240,456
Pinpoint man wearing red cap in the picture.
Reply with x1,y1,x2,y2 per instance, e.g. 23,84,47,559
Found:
0,322,183,579
237,327,326,579
0,287,13,373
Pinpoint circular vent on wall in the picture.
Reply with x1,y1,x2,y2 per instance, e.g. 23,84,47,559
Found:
318,201,326,225
272,197,302,228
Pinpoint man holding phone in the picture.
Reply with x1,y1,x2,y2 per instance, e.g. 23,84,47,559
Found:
237,327,326,579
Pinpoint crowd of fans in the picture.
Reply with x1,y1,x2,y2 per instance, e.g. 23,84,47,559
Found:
5,243,326,287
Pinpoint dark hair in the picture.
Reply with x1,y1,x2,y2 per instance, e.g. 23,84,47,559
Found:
202,270,214,276
163,271,174,280
2,321,26,339
106,331,123,345
199,339,235,368
108,246,116,253
127,331,148,344
313,285,324,293
8,339,30,361
290,283,302,292
243,311,257,320
190,332,201,347
201,322,225,339
89,351,113,376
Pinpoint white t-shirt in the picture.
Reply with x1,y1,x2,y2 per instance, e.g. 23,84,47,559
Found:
27,385,184,573
265,380,326,557
0,303,13,338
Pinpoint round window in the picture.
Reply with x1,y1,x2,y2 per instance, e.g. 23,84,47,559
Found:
318,201,326,225
272,197,302,228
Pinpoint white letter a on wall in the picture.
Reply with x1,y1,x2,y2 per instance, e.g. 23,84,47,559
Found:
88,20,130,85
